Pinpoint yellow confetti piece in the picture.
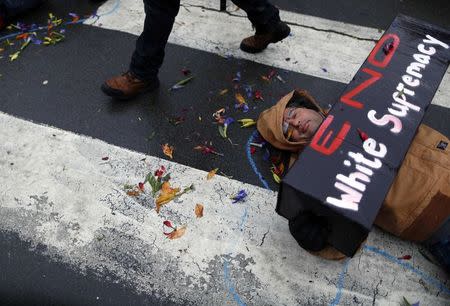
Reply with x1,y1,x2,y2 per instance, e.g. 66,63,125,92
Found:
235,93,246,105
207,168,219,180
9,51,20,62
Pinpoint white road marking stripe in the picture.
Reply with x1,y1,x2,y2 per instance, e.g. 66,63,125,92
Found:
90,0,450,108
1,112,449,304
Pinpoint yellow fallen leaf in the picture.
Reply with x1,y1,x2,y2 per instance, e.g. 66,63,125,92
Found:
195,204,204,218
9,51,20,62
155,193,176,212
207,168,219,180
272,172,281,184
155,182,180,213
235,93,246,105
160,181,177,193
162,143,174,159
167,226,186,240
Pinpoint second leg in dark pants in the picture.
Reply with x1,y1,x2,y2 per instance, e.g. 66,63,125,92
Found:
101,0,290,99
231,0,290,53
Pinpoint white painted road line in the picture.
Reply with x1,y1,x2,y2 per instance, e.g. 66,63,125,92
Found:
90,0,450,108
1,112,449,304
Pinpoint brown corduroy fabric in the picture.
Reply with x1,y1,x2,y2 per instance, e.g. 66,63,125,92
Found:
257,90,450,260
375,124,450,241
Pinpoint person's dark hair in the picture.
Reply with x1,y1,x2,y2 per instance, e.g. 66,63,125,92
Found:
289,211,330,252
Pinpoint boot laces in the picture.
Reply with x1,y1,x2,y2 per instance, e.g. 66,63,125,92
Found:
122,71,138,83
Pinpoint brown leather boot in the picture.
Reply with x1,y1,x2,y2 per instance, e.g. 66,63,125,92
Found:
101,71,160,100
240,21,291,54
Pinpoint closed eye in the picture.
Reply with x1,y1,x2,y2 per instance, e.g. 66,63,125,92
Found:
287,108,295,119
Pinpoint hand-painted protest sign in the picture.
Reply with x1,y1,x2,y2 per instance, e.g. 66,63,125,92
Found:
277,15,450,256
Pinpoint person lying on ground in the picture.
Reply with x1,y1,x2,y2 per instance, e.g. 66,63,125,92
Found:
257,89,450,273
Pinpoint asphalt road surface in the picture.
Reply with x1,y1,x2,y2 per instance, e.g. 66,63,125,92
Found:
0,0,449,305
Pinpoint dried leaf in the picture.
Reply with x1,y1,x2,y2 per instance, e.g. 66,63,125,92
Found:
231,189,248,203
254,90,264,101
166,226,187,240
126,190,141,197
162,143,174,159
235,102,249,113
155,182,180,213
357,128,369,142
383,42,394,55
69,13,80,23
154,165,166,178
163,220,175,229
219,89,228,96
194,145,224,156
272,172,281,184
397,255,412,260
160,181,174,193
218,125,227,138
276,75,286,83
235,93,246,105
195,204,204,218
271,163,285,177
15,33,29,40
267,69,277,79
232,72,241,82
169,75,195,91
146,172,162,197
9,51,20,62
238,118,256,128
207,168,219,180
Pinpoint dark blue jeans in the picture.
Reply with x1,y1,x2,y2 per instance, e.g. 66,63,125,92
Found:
428,239,450,274
129,0,280,80
425,218,450,274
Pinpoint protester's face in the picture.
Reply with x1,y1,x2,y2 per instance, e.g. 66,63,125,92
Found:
283,107,324,141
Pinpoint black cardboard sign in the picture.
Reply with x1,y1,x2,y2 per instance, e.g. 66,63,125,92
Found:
277,15,450,256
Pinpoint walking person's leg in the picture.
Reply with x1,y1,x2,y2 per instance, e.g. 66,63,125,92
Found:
231,0,290,53
102,0,180,99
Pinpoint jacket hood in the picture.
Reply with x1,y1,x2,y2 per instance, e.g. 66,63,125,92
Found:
257,90,328,152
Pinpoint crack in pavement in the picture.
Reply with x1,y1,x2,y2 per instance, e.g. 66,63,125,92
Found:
258,228,270,247
180,3,378,42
